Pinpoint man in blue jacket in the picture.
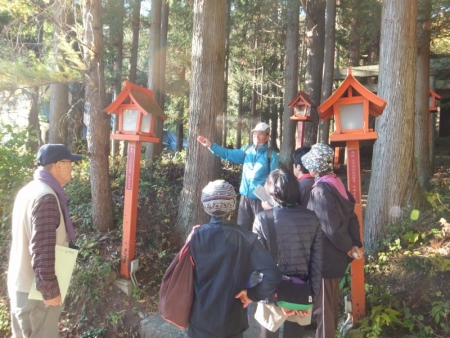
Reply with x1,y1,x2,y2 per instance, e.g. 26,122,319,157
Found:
197,122,279,231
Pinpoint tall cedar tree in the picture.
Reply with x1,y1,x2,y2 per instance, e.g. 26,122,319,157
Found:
81,0,114,232
415,0,432,191
49,1,69,145
318,0,336,144
302,0,325,146
176,0,227,235
364,0,419,251
279,0,300,168
145,0,163,163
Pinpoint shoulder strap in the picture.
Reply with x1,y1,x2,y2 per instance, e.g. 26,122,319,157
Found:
244,145,252,155
265,209,278,261
244,145,273,173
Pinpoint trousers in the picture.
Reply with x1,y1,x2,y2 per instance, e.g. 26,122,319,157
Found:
9,291,62,338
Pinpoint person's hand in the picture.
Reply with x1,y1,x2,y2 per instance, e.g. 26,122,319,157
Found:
197,136,212,148
295,309,310,317
281,308,310,317
347,246,363,259
280,307,296,316
261,200,273,210
235,290,252,308
44,295,62,306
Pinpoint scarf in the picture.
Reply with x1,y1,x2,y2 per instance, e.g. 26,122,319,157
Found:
313,173,349,201
33,168,76,243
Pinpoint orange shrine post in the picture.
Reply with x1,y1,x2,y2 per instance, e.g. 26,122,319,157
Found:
318,67,387,323
288,91,315,148
104,81,167,279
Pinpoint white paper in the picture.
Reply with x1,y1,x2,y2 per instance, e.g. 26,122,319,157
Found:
253,184,270,201
29,245,78,303
253,185,278,207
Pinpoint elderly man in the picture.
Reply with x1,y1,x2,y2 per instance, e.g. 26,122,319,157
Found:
197,122,279,230
8,144,82,338
188,179,282,338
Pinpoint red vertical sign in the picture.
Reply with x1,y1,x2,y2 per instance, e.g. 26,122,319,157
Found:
126,143,135,190
347,147,361,203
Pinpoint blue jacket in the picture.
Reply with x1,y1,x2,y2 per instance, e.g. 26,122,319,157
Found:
209,143,279,199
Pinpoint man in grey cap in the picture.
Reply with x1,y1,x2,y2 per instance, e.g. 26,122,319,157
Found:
8,144,82,338
197,122,279,230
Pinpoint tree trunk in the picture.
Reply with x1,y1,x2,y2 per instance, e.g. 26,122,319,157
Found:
66,6,83,152
110,0,125,156
279,0,300,168
160,1,169,109
364,0,418,252
145,0,163,163
128,0,141,84
82,0,114,232
49,83,69,144
415,0,432,191
29,15,44,149
49,1,69,145
176,0,227,236
222,0,232,147
303,0,325,146
237,85,243,149
28,87,42,149
347,0,361,67
67,83,84,152
318,0,336,144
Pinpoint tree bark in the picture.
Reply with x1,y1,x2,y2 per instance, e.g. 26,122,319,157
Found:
364,0,418,252
303,0,325,146
347,0,361,67
279,0,300,168
237,85,243,149
318,0,336,144
222,0,232,147
67,83,84,152
160,1,169,109
110,0,125,156
82,0,114,232
128,0,141,84
415,0,432,191
145,0,163,163
49,0,69,145
176,0,227,236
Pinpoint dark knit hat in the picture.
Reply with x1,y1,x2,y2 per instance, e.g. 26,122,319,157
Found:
201,180,236,217
301,143,334,174
37,144,82,166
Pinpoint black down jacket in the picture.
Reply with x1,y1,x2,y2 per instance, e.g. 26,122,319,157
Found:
253,206,323,302
307,181,363,279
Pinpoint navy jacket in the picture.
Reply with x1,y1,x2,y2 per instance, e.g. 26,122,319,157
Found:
188,218,281,338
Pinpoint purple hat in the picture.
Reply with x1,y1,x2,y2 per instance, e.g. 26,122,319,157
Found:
37,144,82,166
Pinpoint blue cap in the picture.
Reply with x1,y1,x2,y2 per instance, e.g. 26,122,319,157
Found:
36,144,82,166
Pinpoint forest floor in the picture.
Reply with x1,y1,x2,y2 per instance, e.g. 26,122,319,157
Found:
0,138,449,337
